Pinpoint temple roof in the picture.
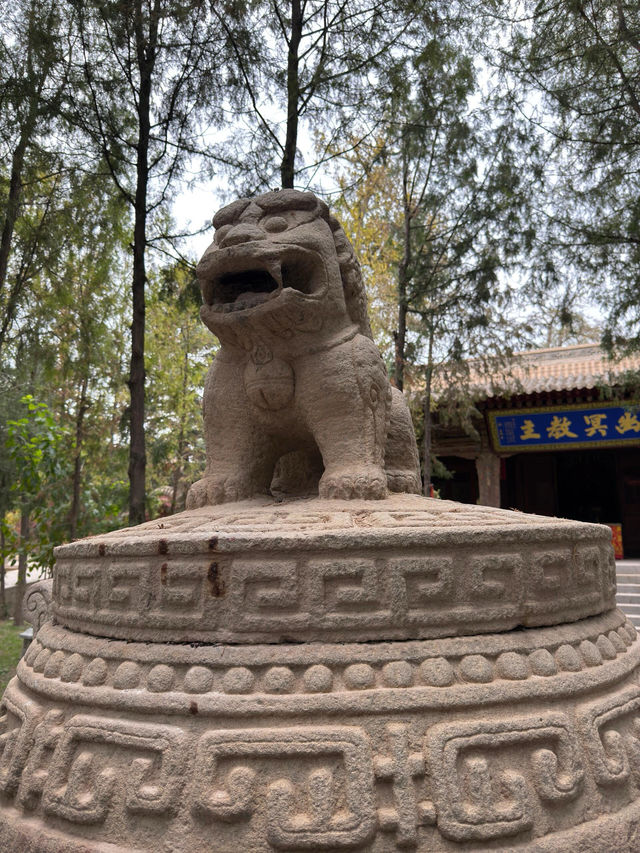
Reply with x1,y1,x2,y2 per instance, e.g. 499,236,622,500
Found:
466,343,640,399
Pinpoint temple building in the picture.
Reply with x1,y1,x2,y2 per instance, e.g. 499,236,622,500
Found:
432,342,640,556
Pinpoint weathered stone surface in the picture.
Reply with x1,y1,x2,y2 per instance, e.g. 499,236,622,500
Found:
1,191,637,851
50,495,615,643
23,580,53,634
1,612,640,851
186,189,421,506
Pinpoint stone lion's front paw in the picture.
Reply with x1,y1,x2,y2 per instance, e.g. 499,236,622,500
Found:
386,469,422,495
319,466,388,500
186,475,253,508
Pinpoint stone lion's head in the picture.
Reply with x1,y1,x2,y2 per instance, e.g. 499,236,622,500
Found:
197,189,371,338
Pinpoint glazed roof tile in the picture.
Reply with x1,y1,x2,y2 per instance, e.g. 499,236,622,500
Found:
464,343,640,399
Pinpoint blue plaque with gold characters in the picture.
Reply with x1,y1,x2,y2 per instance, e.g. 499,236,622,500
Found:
488,401,640,452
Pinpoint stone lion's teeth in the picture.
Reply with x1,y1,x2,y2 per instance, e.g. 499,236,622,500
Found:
266,259,283,288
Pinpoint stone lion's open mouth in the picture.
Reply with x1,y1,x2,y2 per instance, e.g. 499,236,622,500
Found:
199,245,325,312
214,267,280,309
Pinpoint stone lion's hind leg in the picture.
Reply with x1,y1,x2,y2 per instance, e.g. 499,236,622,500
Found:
270,449,324,497
385,387,422,494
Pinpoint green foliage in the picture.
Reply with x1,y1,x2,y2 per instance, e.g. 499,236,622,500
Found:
331,7,535,490
0,159,134,542
331,136,403,360
65,0,238,523
491,0,640,351
337,8,533,371
213,0,434,192
4,396,70,571
6,397,64,494
146,260,214,515
0,620,23,694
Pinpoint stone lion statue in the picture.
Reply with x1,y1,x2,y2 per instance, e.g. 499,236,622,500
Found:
186,189,421,507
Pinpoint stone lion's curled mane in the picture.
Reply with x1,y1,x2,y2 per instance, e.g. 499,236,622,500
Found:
326,213,374,341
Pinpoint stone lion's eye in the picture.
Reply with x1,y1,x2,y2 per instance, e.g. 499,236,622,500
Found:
263,216,288,233
214,224,232,244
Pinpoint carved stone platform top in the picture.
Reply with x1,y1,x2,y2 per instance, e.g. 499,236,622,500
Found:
51,494,615,644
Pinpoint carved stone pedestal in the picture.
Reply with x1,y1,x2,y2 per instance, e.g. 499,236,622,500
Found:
1,495,639,852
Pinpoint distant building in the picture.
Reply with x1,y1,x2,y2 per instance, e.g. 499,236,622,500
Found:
432,343,640,556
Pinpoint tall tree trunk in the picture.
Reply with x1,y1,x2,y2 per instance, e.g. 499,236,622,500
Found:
394,149,411,391
422,331,435,496
0,180,56,355
128,5,156,526
12,505,29,625
0,122,38,353
476,452,501,507
69,375,88,539
0,6,52,352
281,0,302,188
0,522,6,619
0,134,29,304
394,291,408,391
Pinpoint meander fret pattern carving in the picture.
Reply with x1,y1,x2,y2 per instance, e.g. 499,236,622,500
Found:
20,620,638,700
429,714,584,841
1,696,188,829
3,678,640,849
52,542,615,640
0,692,41,799
578,688,640,787
42,716,185,823
191,726,376,849
71,503,577,542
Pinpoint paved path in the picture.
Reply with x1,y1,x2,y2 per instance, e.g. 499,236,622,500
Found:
2,566,41,591
616,559,640,628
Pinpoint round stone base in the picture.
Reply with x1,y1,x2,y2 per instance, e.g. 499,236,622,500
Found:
1,611,640,851
51,495,616,644
1,795,640,853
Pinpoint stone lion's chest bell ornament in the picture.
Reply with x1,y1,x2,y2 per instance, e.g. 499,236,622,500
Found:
0,193,639,853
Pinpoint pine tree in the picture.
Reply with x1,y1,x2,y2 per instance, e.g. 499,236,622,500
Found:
0,0,71,351
333,6,533,491
68,0,231,523
492,0,640,350
213,0,428,191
